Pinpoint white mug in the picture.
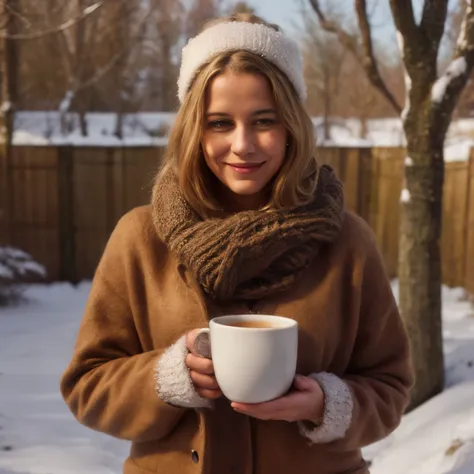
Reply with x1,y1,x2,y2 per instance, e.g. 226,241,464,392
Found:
197,314,298,404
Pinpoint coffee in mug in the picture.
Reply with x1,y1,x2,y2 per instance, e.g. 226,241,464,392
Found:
197,314,298,403
224,320,277,329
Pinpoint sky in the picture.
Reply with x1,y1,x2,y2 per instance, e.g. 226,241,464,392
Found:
246,0,394,38
246,0,306,33
240,0,432,50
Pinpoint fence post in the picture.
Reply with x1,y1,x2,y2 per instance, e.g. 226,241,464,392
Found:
58,146,77,283
106,147,116,235
0,140,12,245
357,147,373,225
368,147,380,232
464,149,474,295
111,147,125,228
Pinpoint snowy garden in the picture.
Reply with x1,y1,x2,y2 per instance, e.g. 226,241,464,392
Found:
2,0,474,473
0,280,473,474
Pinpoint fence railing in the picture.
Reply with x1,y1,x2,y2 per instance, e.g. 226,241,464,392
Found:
318,146,474,295
1,145,473,295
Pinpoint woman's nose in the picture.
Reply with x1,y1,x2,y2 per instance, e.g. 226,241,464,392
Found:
230,126,256,156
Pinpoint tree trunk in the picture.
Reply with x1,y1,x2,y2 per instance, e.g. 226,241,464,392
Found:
309,0,474,413
323,69,331,141
0,0,19,155
399,107,446,410
162,34,176,112
359,116,368,139
74,0,87,137
0,0,19,248
78,108,88,137
114,109,124,139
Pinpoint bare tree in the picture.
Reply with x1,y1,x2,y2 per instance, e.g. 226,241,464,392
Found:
341,52,405,136
309,0,474,409
301,1,353,138
0,0,19,251
56,0,133,135
3,0,193,138
441,1,474,118
2,0,129,142
229,2,256,15
12,0,138,135
302,25,347,139
142,0,185,112
90,0,150,137
309,1,402,115
344,55,378,138
0,1,103,39
185,0,221,39
4,0,223,119
301,0,403,135
0,0,19,152
442,0,466,59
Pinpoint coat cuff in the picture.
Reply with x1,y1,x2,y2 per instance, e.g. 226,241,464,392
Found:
298,372,353,444
155,335,212,409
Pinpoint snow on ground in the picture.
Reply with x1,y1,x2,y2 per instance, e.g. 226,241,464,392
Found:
10,111,474,160
12,111,173,148
444,139,474,162
0,281,473,473
365,282,474,474
0,284,129,474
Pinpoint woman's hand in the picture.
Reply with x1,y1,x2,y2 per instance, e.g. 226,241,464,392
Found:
231,375,325,424
185,329,223,400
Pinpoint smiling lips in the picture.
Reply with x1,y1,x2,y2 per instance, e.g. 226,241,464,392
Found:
227,162,265,174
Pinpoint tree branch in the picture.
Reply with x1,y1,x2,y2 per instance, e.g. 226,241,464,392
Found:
389,0,425,73
420,0,449,52
67,5,152,95
432,1,474,114
0,0,31,30
308,0,402,114
0,1,103,40
389,0,419,42
355,0,402,114
75,51,126,93
454,1,474,60
307,0,359,55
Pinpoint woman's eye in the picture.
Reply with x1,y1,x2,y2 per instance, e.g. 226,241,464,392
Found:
256,118,276,127
207,120,232,130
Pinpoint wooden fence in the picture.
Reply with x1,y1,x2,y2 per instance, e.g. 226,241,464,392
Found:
1,145,474,295
318,146,474,295
0,146,163,281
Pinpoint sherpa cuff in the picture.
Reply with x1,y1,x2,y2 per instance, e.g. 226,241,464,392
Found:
298,372,353,444
155,335,212,409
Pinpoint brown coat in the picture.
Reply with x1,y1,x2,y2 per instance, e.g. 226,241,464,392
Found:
60,205,413,474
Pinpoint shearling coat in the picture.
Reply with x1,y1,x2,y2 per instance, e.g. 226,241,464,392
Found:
60,205,414,474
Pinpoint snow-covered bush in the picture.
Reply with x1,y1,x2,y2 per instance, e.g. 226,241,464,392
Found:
0,247,46,305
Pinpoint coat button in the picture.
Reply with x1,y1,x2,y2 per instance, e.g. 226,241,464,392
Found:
191,450,199,463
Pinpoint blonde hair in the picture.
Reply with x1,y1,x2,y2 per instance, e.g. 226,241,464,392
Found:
161,13,317,218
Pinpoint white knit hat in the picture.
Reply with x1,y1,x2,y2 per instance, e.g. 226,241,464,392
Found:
177,21,307,103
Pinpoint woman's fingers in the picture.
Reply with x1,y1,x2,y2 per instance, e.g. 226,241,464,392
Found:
186,352,222,399
186,353,214,375
231,376,325,423
190,370,220,390
185,329,221,399
196,387,223,399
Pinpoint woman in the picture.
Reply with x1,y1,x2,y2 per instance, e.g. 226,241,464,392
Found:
61,13,413,474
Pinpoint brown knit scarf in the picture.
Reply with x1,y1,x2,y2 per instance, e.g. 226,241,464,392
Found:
151,165,345,302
